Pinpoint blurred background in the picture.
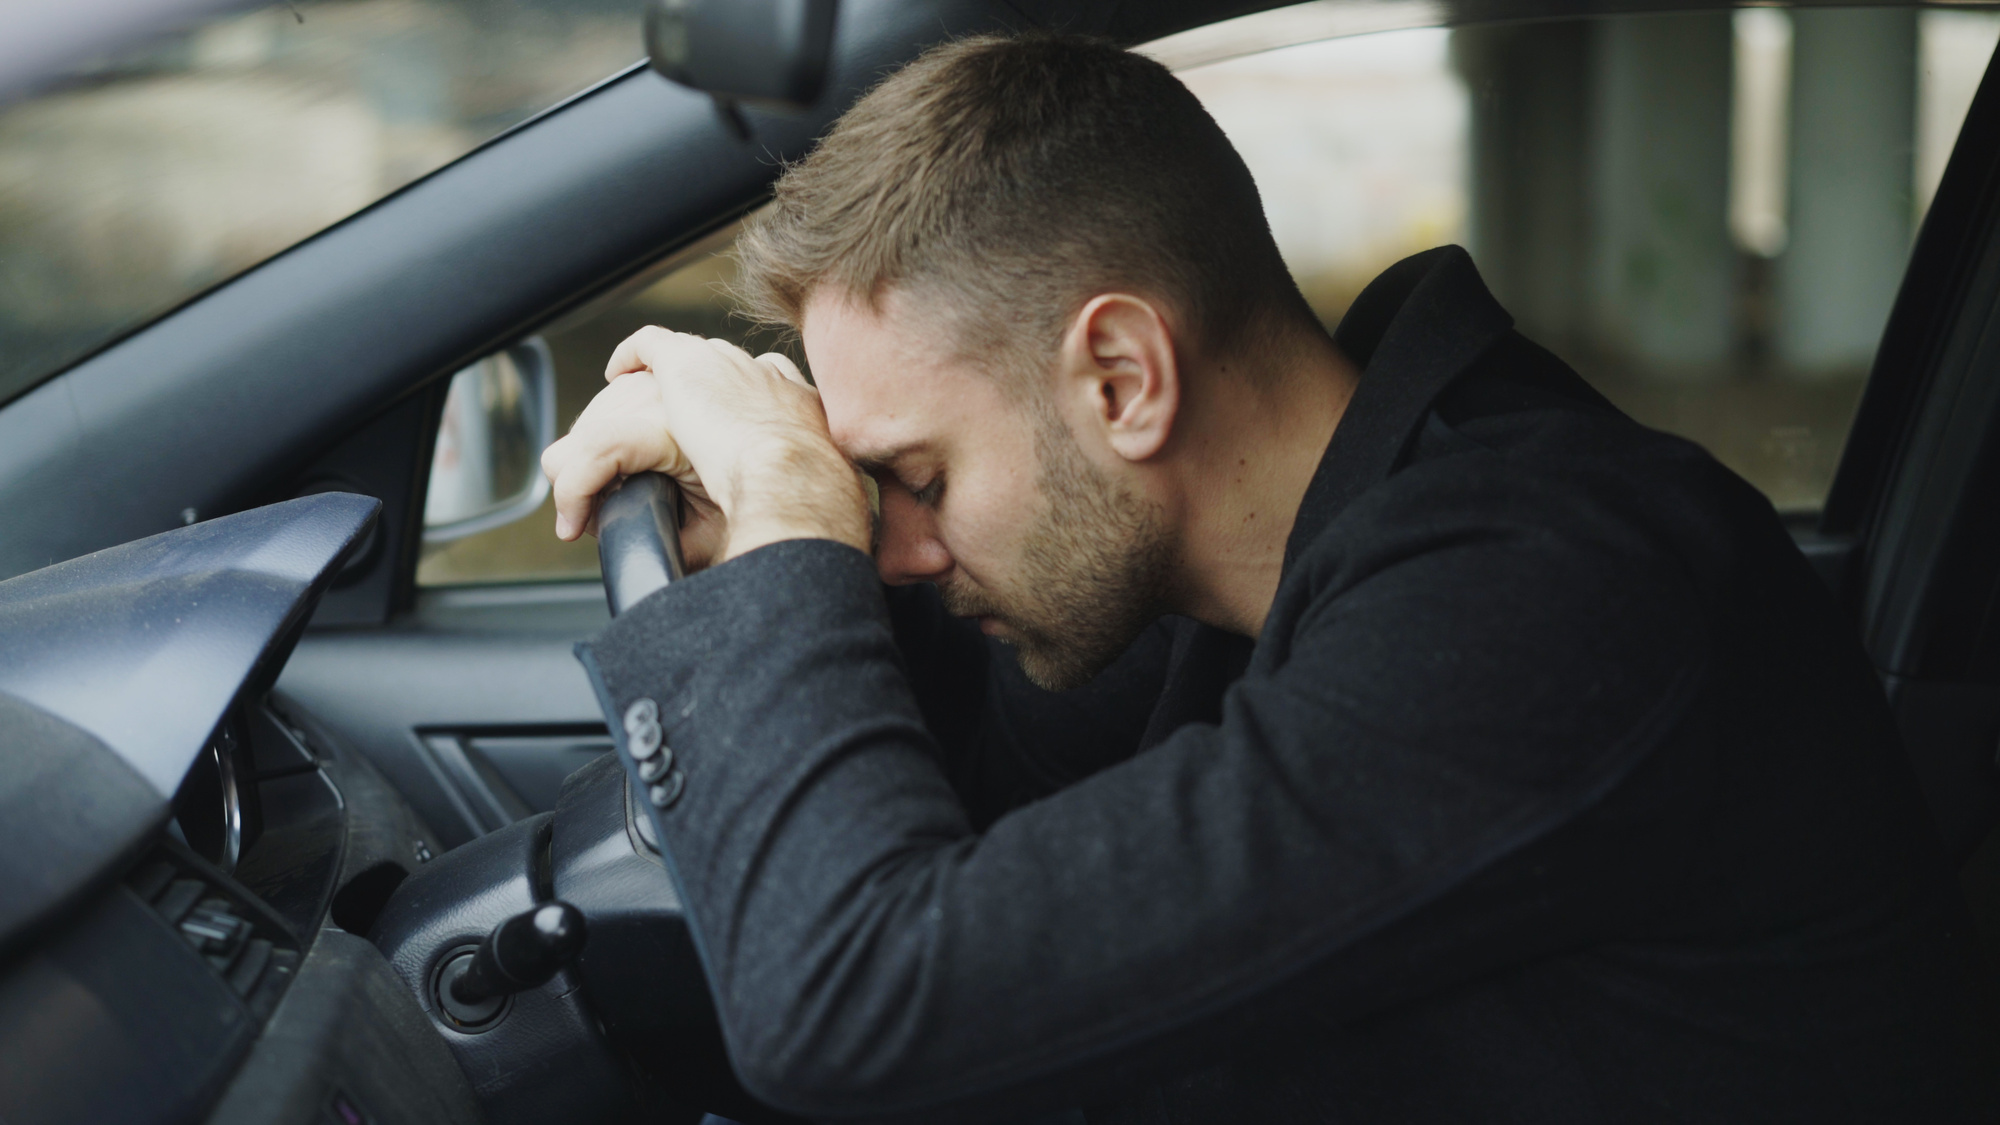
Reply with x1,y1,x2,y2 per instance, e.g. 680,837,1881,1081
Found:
2,2,1995,585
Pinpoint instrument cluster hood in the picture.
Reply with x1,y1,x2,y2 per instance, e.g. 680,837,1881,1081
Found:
0,490,379,795
0,492,377,952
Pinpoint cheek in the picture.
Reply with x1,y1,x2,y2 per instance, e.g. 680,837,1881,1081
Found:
938,467,1044,584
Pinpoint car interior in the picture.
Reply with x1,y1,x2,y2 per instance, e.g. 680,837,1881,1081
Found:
3,0,2000,1122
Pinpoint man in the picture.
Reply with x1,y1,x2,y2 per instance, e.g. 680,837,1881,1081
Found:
541,33,1994,1124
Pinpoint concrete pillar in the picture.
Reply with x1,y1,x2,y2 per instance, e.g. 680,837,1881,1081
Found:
1774,8,1917,377
1587,13,1738,375
1452,22,1591,349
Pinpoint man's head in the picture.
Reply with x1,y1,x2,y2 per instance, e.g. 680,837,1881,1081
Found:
735,33,1319,689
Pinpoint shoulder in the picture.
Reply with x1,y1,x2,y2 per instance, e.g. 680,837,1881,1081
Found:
1312,340,1772,608
1269,366,1764,678
1290,436,1728,610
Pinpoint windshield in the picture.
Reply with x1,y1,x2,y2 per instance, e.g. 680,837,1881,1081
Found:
0,0,648,405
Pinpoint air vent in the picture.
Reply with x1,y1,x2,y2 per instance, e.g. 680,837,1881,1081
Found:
127,846,301,1020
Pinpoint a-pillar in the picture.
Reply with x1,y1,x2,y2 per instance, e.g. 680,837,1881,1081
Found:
1774,8,1917,378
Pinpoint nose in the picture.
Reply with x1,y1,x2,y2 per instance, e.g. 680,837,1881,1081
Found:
874,486,953,586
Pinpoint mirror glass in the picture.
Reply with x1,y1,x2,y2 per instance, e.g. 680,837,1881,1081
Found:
415,221,778,587
424,340,555,542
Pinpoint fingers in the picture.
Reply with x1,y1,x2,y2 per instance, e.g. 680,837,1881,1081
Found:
544,436,621,541
674,491,728,573
701,337,808,389
603,327,653,382
570,331,841,555
610,327,813,401
541,371,683,541
606,325,694,383
757,351,813,389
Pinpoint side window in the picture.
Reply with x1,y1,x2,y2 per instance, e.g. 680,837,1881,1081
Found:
420,10,2000,586
1174,10,2000,514
415,228,771,586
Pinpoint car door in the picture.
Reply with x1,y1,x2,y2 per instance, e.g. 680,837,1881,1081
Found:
1814,23,2000,985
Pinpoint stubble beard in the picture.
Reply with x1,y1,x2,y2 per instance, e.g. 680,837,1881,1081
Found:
938,411,1174,692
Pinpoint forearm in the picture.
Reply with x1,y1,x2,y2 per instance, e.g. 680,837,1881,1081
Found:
717,437,873,564
576,527,1710,1121
579,544,1336,1120
580,542,987,1114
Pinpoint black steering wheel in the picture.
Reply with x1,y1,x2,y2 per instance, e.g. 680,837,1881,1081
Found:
592,473,798,1120
375,470,799,1124
596,472,685,616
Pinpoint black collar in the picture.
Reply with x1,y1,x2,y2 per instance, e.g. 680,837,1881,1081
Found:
1281,245,1515,572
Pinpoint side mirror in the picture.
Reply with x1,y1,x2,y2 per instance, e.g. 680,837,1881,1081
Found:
423,339,557,543
644,0,839,112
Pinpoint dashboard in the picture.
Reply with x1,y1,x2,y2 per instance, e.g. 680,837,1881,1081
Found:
0,493,484,1125
0,490,742,1125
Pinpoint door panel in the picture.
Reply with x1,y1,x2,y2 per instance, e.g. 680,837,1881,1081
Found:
276,584,611,849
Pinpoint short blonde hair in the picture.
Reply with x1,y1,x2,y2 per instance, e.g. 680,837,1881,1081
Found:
732,33,1314,388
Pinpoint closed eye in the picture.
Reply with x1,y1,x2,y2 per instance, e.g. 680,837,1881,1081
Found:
910,476,944,507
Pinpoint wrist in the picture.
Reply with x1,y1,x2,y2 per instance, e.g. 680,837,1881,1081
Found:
717,440,872,562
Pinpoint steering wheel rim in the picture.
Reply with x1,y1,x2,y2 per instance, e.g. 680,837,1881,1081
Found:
596,472,685,617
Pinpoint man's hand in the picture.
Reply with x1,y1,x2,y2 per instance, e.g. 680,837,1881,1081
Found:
539,328,871,570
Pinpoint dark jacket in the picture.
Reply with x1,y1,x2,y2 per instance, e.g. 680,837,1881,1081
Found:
579,247,1996,1124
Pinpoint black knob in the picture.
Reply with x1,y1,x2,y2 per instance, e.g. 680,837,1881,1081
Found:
442,901,587,1023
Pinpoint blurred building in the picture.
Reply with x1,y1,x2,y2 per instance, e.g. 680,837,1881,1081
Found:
1183,11,1999,512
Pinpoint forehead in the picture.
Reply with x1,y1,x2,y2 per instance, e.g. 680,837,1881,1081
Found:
801,287,1013,463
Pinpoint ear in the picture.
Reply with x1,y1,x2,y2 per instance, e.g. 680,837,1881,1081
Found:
1057,294,1180,463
